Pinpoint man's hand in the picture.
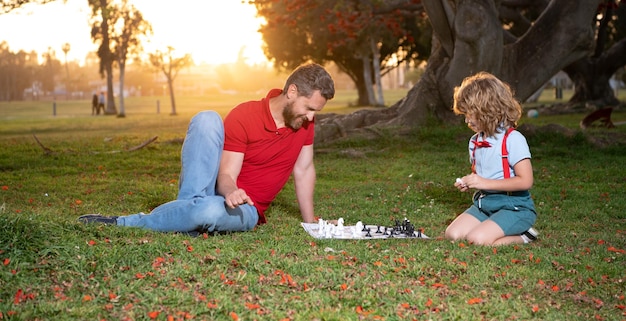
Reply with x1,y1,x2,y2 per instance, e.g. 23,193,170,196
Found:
224,188,254,208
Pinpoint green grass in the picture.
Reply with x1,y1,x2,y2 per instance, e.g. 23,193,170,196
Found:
0,91,625,320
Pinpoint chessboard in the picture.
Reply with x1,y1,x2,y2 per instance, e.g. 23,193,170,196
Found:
301,218,429,240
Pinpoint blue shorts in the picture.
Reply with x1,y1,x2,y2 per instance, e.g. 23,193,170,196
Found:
464,191,537,235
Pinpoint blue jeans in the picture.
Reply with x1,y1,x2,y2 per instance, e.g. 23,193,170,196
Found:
117,111,259,232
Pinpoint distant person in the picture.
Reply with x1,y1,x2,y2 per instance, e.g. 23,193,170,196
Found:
92,93,98,115
79,63,336,234
445,72,539,246
98,92,105,115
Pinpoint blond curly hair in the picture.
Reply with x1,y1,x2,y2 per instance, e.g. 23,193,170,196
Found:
452,72,522,137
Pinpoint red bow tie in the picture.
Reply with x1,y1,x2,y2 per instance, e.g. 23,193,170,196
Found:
472,140,492,148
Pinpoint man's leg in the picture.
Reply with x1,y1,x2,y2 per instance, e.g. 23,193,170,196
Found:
177,111,224,199
116,111,258,232
118,199,258,232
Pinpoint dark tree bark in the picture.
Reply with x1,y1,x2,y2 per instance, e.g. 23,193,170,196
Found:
316,0,600,144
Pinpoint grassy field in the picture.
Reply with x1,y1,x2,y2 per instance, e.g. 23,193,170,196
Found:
0,90,625,320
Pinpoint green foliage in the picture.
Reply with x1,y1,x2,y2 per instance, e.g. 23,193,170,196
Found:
0,96,625,320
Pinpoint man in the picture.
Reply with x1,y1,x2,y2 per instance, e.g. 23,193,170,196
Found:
79,63,335,233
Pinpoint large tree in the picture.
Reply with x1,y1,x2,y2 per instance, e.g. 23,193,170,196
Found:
149,47,193,116
110,0,152,117
314,0,608,144
89,0,117,115
254,0,431,106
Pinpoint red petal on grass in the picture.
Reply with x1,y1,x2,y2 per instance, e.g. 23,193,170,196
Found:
152,257,165,268
373,261,383,267
83,295,92,302
245,302,261,310
551,285,559,292
340,283,348,290
597,239,606,245
432,283,445,288
148,311,159,319
1,185,8,190
501,293,512,299
467,298,483,304
532,305,539,313
394,257,406,264
88,240,96,246
75,200,82,205
425,298,432,307
13,289,23,304
3,258,9,266
207,301,218,309
135,273,145,279
186,245,193,252
400,303,410,308
356,306,373,315
230,311,239,320
607,246,625,254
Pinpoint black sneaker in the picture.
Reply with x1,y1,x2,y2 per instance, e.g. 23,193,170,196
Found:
521,227,539,242
78,214,119,225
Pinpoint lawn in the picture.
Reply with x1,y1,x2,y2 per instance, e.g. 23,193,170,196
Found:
0,91,625,320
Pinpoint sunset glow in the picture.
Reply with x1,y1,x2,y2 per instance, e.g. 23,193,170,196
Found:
0,0,268,65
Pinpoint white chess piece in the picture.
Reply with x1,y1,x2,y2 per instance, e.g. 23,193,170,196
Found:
355,221,363,232
318,218,325,236
325,224,334,238
352,226,360,238
334,222,343,236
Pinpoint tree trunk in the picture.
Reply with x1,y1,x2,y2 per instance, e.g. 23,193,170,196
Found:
361,56,376,106
104,64,117,115
370,38,384,107
168,77,177,115
564,38,626,108
118,63,126,117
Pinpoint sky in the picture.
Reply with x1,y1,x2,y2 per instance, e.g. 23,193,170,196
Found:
0,0,268,65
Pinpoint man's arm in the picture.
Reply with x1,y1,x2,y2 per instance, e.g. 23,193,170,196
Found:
217,150,254,208
293,144,316,223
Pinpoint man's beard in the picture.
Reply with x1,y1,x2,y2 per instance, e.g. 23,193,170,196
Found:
283,102,307,130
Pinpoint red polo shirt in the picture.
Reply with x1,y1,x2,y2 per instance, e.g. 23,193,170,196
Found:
223,89,315,224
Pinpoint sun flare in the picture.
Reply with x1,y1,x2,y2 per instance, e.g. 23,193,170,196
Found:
0,0,267,65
